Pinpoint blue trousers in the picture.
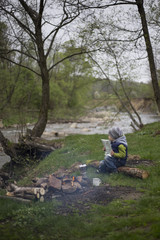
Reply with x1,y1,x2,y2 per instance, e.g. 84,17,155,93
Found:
99,155,126,173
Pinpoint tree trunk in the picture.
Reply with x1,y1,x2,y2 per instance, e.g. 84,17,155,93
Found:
29,19,50,138
136,0,160,113
31,74,49,137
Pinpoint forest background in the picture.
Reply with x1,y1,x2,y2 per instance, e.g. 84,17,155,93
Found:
0,0,160,130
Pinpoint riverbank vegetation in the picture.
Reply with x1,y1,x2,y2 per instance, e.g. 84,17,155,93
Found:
0,121,160,239
1,2,160,131
0,61,156,128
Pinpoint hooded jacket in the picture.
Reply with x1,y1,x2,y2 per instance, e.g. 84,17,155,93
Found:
111,135,128,162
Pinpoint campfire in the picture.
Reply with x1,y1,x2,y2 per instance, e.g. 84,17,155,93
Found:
6,170,91,202
5,157,149,202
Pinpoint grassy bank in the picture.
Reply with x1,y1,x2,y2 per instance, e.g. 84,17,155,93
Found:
0,121,160,240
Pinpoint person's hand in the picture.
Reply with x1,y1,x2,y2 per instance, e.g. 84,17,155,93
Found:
103,147,106,151
110,150,114,156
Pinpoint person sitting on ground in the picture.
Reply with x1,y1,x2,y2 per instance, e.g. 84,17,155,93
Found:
98,127,128,173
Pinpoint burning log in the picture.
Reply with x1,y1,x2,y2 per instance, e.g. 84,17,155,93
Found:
118,166,149,179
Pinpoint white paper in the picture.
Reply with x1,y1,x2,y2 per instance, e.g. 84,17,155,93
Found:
101,139,111,154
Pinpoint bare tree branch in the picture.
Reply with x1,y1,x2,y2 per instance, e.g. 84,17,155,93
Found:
0,55,41,76
45,2,80,58
48,48,100,72
88,53,143,129
0,5,35,40
18,0,38,22
66,0,136,10
3,49,38,62
109,44,143,127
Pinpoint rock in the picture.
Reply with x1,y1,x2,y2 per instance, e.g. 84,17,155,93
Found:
73,181,82,190
81,128,90,132
62,182,77,193
62,176,73,184
42,131,56,136
48,175,62,190
54,167,69,178
76,176,83,183
67,162,82,173
70,123,77,128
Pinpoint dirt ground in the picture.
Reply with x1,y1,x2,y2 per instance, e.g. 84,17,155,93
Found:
48,159,153,215
49,159,153,215
53,185,142,215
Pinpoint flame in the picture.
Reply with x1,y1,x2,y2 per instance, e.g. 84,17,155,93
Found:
72,176,75,186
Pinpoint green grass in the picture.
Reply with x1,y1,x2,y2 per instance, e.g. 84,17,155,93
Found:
0,121,160,240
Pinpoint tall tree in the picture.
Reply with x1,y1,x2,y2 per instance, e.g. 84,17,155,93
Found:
75,0,160,112
0,0,86,137
135,0,160,112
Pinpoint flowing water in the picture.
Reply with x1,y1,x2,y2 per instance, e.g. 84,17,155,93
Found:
42,112,160,139
0,111,160,168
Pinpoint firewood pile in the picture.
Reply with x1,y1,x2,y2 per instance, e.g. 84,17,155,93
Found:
6,173,90,202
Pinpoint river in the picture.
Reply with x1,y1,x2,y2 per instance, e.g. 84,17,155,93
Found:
0,111,160,168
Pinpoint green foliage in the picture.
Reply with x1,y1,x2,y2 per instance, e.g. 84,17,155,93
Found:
49,41,94,114
0,65,40,125
11,68,40,109
92,78,154,100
